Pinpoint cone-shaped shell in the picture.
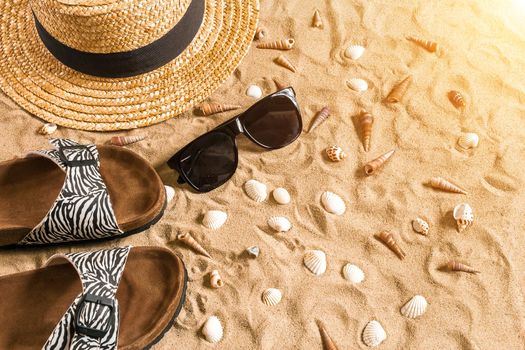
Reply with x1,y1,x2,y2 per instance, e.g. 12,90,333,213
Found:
407,36,441,54
457,133,479,150
275,55,297,72
110,135,145,146
308,107,330,133
385,76,412,103
448,90,466,109
343,264,365,284
345,45,365,60
312,9,323,28
273,77,288,91
202,316,223,343
303,250,327,275
321,191,346,215
244,179,268,202
364,149,395,175
261,288,282,306
254,27,266,40
177,232,211,258
453,203,473,232
268,216,292,232
317,320,340,350
362,320,387,347
358,109,374,152
210,270,224,288
412,217,429,235
39,122,57,135
202,210,228,230
326,146,347,162
257,38,295,50
446,260,479,274
377,231,406,260
401,295,428,319
347,78,368,92
199,102,241,116
165,185,175,204
428,177,467,195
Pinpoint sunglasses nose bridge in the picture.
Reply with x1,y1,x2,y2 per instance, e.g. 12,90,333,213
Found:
227,118,244,135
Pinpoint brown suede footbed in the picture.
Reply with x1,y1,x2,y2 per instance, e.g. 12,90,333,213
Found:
0,247,186,349
0,145,166,246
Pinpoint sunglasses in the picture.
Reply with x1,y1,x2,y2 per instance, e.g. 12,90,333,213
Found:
167,87,302,192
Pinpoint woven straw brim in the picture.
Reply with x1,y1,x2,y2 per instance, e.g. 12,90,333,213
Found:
0,0,259,131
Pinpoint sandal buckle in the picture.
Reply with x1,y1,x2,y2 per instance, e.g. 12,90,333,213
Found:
74,293,115,339
58,145,97,167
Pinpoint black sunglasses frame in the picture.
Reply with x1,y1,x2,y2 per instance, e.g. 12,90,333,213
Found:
167,87,302,192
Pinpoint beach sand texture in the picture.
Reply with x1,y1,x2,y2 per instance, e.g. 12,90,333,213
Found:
1,0,525,348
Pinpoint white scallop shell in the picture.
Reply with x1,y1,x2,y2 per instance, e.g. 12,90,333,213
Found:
342,264,365,284
39,122,57,135
244,179,268,202
202,316,223,343
345,45,365,60
202,210,228,230
246,84,263,99
261,288,282,306
457,133,479,150
303,250,327,276
321,191,346,215
164,185,175,204
267,216,292,232
412,217,429,235
272,187,291,205
400,295,428,319
347,78,368,92
362,320,387,347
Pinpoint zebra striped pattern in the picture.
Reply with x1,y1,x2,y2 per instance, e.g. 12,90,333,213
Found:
44,246,131,350
19,139,123,245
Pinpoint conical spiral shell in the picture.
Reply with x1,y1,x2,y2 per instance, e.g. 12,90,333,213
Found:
364,149,395,175
308,106,330,133
273,77,288,91
448,90,466,109
446,260,479,274
347,78,368,92
110,135,145,146
199,102,241,116
457,133,479,150
428,177,467,195
326,146,347,162
39,123,57,135
378,231,406,260
401,295,428,319
312,9,323,28
202,210,228,230
453,203,474,232
303,250,327,275
317,321,340,350
343,264,365,284
385,76,412,103
202,316,223,343
254,27,266,40
275,55,297,72
358,109,374,152
210,270,224,288
407,36,442,54
257,39,295,50
244,179,268,202
412,217,429,235
261,288,282,306
321,191,346,215
268,216,292,232
362,320,387,347
177,232,211,258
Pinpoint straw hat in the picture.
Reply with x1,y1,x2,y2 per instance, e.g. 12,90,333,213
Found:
0,0,259,131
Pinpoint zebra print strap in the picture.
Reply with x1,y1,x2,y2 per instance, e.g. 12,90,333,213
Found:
18,138,123,245
43,246,131,350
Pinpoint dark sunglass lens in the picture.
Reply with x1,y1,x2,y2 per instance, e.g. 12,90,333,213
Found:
242,95,301,148
179,132,236,191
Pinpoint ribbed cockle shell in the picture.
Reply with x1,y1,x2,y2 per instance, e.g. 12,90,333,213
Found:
321,191,346,215
362,320,387,347
364,149,395,175
202,210,227,230
261,288,282,306
400,295,428,319
257,39,295,50
303,250,327,275
244,179,268,202
347,78,368,92
457,133,479,150
268,216,292,232
202,316,223,343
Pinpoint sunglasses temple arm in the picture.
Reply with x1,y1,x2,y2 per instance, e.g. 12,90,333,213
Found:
177,176,186,184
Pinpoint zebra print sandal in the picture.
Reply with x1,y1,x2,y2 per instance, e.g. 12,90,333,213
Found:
0,246,188,349
0,138,167,247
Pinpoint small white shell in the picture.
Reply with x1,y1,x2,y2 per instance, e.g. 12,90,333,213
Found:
244,179,268,202
321,191,346,215
164,185,175,204
272,187,291,205
303,250,327,276
247,245,260,257
362,320,387,347
261,288,282,306
39,123,57,135
202,316,223,343
246,84,263,99
342,264,365,283
453,203,474,232
412,217,429,235
400,295,428,319
457,133,479,150
202,210,227,230
345,45,365,60
347,78,368,92
267,216,292,232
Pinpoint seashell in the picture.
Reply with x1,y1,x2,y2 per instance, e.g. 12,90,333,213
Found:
401,295,428,319
246,245,260,258
326,146,347,162
345,44,365,60
261,288,282,306
362,320,387,347
272,187,291,205
377,231,406,260
317,320,341,350
110,135,145,146
164,185,175,204
446,260,479,274
428,177,467,195
407,36,443,55
385,75,412,103
364,149,395,176
346,78,368,92
342,264,365,284
321,191,346,215
257,38,295,50
246,84,263,99
267,216,292,232
244,179,268,202
254,27,266,40
202,210,227,230
358,109,374,152
210,270,224,288
308,106,330,133
202,316,223,343
199,102,241,116
453,203,474,232
448,90,466,109
412,217,429,236
303,250,327,276
177,232,211,258
274,55,297,73
39,123,57,135
312,9,323,28
273,77,288,91
457,133,479,150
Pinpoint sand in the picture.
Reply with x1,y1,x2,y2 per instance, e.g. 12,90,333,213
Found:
1,0,525,348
